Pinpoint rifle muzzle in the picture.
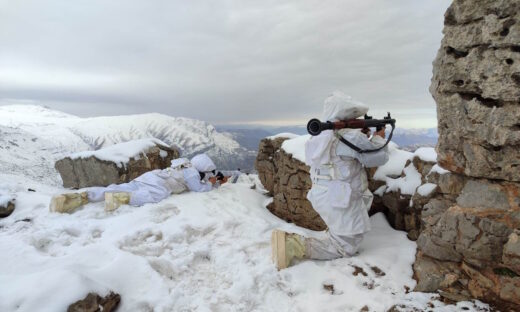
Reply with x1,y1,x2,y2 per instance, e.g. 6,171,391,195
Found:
307,118,333,136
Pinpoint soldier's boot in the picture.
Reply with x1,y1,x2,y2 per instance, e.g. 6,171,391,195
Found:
105,192,130,212
271,230,307,270
49,192,89,213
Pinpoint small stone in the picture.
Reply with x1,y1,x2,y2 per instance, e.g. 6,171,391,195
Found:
323,284,335,294
67,292,120,312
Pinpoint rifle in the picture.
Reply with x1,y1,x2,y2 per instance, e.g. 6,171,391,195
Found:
216,170,241,184
306,113,396,154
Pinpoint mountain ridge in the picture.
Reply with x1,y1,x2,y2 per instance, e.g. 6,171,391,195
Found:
0,105,256,184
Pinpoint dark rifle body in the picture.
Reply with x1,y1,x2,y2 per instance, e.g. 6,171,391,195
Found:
307,117,395,136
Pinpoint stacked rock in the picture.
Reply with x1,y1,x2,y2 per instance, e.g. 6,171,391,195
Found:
414,0,520,309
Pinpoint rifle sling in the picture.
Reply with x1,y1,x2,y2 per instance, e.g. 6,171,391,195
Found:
335,123,395,154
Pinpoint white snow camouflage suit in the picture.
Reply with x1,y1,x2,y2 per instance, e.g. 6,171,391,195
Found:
87,157,214,206
304,91,390,259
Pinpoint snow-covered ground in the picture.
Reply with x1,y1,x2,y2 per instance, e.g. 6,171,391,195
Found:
0,114,490,311
0,173,490,311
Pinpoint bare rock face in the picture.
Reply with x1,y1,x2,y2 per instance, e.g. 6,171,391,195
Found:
56,142,179,189
67,292,120,312
415,0,520,309
255,137,326,230
431,0,520,181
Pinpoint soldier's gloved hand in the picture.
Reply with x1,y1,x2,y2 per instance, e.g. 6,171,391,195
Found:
375,127,386,139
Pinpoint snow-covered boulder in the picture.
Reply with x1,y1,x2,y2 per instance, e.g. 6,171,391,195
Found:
55,139,179,189
0,194,15,218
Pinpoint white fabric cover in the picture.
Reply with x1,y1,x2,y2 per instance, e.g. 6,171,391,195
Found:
171,158,190,169
321,91,369,122
304,130,335,169
87,166,213,207
191,154,216,172
304,128,390,259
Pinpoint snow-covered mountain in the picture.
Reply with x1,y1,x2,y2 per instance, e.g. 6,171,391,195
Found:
0,105,256,184
218,125,438,153
391,128,438,151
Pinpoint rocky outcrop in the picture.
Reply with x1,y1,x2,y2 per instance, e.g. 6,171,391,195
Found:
414,0,520,309
431,0,520,181
67,292,120,312
368,155,438,241
255,137,325,230
56,140,179,189
255,136,440,237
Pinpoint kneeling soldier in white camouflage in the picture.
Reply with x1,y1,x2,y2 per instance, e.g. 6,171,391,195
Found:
271,92,390,270
50,153,225,213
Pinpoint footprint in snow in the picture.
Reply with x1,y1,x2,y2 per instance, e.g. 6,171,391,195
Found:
119,230,168,257
150,204,180,223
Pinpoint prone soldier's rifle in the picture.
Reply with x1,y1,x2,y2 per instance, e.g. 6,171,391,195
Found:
306,113,396,154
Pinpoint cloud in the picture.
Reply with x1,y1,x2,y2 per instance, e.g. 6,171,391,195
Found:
0,0,451,127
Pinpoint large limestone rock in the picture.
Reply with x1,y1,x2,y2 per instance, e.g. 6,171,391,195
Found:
414,0,520,309
56,139,179,189
431,0,520,181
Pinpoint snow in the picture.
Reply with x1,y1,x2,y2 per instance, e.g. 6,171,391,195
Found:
0,172,490,311
266,133,300,140
374,185,387,197
385,164,422,196
417,183,438,197
0,175,415,312
430,164,450,175
0,194,14,207
414,147,437,162
69,138,169,168
281,135,310,163
373,142,414,181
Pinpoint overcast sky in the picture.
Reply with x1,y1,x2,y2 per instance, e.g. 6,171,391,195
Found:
0,0,451,128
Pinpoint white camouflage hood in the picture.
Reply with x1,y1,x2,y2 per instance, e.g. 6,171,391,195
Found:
322,91,369,122
191,153,216,172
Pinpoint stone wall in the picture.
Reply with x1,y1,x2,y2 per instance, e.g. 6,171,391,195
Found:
255,137,326,231
56,143,179,189
255,136,440,239
414,0,520,309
